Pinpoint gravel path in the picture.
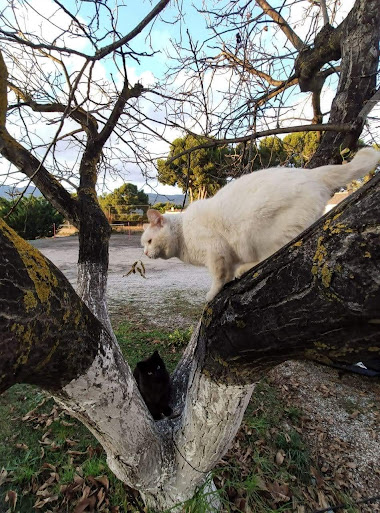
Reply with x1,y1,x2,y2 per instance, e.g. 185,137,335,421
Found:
30,233,210,327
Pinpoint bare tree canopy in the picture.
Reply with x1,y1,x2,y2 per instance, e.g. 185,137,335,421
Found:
164,0,379,167
0,0,379,510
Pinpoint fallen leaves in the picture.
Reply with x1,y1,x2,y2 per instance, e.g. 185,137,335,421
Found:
275,449,285,465
1,398,125,513
4,490,17,511
124,260,146,278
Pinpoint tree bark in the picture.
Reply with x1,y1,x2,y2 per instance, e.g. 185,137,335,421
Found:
308,0,380,166
0,219,254,510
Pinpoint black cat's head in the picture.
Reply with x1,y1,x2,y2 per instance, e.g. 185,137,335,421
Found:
137,350,166,378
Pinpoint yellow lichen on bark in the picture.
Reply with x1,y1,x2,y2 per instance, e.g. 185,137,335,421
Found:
311,235,331,287
24,290,38,311
202,307,213,328
311,235,342,297
1,219,58,306
11,323,34,366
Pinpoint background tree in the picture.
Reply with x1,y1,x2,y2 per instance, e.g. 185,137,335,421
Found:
99,183,149,222
234,132,321,173
0,195,64,239
157,135,231,201
152,201,183,213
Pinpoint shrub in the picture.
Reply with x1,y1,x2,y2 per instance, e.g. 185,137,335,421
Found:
0,196,64,239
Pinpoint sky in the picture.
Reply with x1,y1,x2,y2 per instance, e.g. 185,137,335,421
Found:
1,0,372,198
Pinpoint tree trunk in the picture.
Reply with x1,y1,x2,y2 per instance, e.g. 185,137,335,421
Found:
0,218,254,509
308,0,380,166
1,169,379,509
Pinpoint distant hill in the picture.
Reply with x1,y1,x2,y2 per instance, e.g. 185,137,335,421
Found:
147,193,186,206
0,185,186,206
0,185,42,198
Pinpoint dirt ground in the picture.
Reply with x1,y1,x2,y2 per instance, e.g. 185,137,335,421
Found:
31,234,380,510
30,233,210,328
269,361,380,510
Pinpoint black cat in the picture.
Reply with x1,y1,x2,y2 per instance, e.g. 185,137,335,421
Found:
133,350,172,420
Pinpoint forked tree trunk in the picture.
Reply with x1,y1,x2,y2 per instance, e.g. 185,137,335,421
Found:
1,171,379,511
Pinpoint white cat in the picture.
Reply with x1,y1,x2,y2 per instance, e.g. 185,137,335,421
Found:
142,148,379,301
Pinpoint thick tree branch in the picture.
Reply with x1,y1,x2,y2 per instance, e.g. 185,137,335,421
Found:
0,219,102,393
294,21,342,92
96,81,144,147
201,173,380,383
308,0,380,165
218,49,285,86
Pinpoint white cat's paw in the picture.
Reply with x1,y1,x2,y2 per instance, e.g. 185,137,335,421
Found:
206,289,218,302
235,263,256,279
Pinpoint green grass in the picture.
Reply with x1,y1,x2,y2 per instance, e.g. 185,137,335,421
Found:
116,321,192,372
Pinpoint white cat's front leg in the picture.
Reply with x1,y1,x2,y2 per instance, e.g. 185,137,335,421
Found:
206,285,221,302
206,252,234,302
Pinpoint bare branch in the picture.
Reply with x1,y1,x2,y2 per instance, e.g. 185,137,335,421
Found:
165,123,352,165
93,0,171,61
320,0,330,25
255,0,305,51
357,87,380,124
1,0,170,62
218,49,285,87
7,82,99,135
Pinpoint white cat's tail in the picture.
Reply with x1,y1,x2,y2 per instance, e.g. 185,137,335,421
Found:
311,147,380,190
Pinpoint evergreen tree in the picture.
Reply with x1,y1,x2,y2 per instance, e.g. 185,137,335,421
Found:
157,135,231,201
99,184,149,215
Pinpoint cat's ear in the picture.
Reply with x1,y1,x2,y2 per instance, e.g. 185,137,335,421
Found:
147,209,165,228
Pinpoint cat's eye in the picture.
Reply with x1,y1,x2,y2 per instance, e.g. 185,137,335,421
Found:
157,365,160,370
147,371,153,375
148,239,152,244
